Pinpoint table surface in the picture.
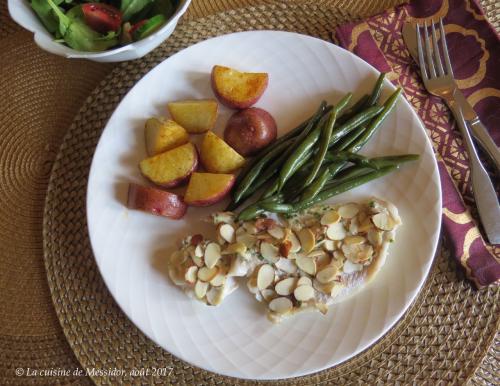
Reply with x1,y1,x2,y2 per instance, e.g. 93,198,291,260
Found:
0,0,498,385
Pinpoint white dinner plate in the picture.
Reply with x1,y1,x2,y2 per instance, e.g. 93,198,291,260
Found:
87,31,441,380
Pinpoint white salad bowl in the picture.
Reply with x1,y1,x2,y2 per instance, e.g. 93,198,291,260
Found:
8,0,191,62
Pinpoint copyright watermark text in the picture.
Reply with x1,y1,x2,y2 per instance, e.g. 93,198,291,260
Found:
15,367,173,378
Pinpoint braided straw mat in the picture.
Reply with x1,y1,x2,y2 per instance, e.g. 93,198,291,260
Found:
0,0,498,385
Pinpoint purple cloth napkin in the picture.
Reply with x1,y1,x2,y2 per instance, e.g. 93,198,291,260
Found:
335,0,500,287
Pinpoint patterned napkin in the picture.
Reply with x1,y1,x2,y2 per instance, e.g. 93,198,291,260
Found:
334,0,499,287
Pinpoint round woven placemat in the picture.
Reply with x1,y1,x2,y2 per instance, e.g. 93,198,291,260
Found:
41,2,499,385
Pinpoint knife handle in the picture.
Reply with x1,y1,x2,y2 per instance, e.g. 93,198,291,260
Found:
469,118,500,172
450,105,500,244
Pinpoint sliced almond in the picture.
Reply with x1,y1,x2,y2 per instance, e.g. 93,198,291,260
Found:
261,289,277,302
236,233,257,249
194,244,204,258
357,244,374,263
218,224,235,243
316,253,331,271
298,228,315,253
316,266,339,284
268,297,293,314
367,229,383,247
243,222,258,234
275,277,297,296
268,226,285,240
190,234,204,246
343,259,363,273
184,266,198,284
294,285,315,301
297,276,313,287
197,266,219,282
169,251,186,266
285,229,301,253
194,280,209,299
330,282,344,298
372,212,395,231
247,276,259,294
326,222,347,240
307,249,327,258
358,217,373,233
344,235,366,245
321,210,341,225
206,286,224,305
223,242,247,255
257,264,275,290
349,218,359,235
210,273,226,287
296,255,317,275
275,258,298,274
260,242,279,263
323,239,335,251
255,218,276,231
204,243,221,268
192,255,204,268
279,240,292,257
338,203,359,219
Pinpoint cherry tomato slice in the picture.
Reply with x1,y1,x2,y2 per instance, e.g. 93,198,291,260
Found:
129,19,148,37
82,3,122,34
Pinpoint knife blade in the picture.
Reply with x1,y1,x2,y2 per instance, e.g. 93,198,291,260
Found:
402,22,500,171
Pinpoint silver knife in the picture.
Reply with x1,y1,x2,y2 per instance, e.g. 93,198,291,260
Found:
402,22,500,171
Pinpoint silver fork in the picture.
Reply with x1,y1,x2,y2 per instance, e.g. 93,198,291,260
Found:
416,18,500,244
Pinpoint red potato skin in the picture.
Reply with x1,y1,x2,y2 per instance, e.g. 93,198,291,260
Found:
127,183,187,219
185,176,235,207
224,107,277,156
210,68,268,109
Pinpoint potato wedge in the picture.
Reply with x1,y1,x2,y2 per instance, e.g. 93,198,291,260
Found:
200,131,245,173
139,142,198,188
167,99,218,134
211,65,268,109
127,183,187,219
184,172,235,207
145,117,189,156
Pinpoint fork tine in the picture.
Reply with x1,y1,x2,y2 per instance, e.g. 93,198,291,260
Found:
416,23,428,80
423,20,436,78
439,18,454,76
431,20,444,76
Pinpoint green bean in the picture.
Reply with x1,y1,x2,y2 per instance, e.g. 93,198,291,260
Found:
232,139,291,204
348,88,402,153
304,109,337,186
260,202,295,214
328,105,384,148
300,167,331,202
330,125,366,152
338,94,369,123
278,94,351,191
366,73,386,107
323,154,419,190
295,166,398,211
237,204,265,221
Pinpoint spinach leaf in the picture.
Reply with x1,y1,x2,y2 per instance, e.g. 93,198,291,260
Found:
30,0,65,34
153,0,175,18
121,0,155,22
47,0,118,52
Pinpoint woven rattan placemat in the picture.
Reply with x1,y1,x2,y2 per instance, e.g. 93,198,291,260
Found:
40,2,500,385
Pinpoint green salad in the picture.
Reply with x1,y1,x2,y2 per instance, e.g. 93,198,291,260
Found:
30,0,179,52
